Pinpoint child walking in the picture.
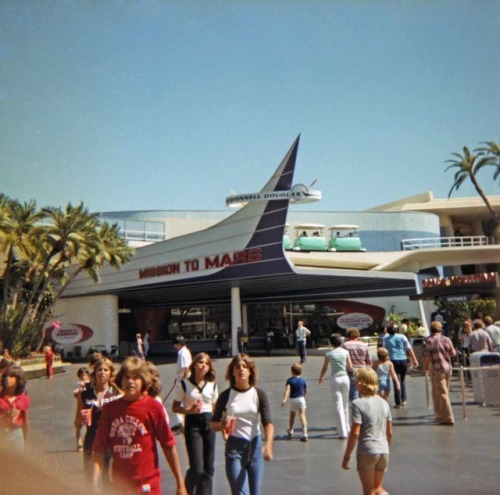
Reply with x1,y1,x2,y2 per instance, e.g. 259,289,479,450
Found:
372,348,400,402
73,367,91,451
44,345,55,379
342,368,393,495
92,356,186,495
281,362,308,442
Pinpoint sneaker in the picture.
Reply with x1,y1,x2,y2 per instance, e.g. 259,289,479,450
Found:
300,436,308,442
394,404,401,409
286,428,293,439
171,424,184,435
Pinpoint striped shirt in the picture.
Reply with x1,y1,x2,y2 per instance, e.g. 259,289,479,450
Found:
424,334,454,372
342,340,371,369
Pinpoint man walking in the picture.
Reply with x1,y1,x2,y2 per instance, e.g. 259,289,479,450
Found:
343,327,371,401
423,321,456,425
170,336,192,434
469,319,493,353
484,316,500,352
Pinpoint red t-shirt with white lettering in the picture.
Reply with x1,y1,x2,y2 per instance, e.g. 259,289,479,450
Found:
92,394,176,494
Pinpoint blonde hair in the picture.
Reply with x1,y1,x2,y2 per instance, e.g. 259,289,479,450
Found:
355,367,379,396
377,347,389,362
115,356,152,392
91,357,116,383
291,362,302,376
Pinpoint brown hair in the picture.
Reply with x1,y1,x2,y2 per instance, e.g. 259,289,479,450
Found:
225,353,258,387
329,333,343,347
190,352,216,382
2,364,27,395
346,327,360,339
90,357,116,383
145,361,162,397
87,351,103,368
115,356,152,392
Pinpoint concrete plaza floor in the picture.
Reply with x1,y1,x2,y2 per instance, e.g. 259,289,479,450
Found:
19,352,500,495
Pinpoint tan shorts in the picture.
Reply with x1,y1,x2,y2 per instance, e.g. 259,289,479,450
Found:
356,454,389,472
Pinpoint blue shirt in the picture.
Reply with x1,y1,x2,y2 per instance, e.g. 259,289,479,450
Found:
382,333,410,361
286,376,307,398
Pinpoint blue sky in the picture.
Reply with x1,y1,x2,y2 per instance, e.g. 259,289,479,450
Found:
1,1,499,215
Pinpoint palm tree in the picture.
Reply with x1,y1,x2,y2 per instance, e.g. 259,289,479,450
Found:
476,141,500,181
51,220,134,301
445,146,499,223
1,199,134,355
0,197,46,326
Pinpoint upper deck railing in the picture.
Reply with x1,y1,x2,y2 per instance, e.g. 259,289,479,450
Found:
98,217,166,242
401,236,493,251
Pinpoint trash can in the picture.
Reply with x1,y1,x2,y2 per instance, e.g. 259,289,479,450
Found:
411,338,425,370
470,352,500,406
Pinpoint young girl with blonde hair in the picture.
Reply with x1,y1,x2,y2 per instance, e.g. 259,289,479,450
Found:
342,368,393,495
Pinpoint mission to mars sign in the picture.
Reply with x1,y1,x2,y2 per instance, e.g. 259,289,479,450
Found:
139,248,262,279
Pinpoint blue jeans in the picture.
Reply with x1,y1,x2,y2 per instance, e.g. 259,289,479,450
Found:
348,371,360,402
225,435,264,495
297,341,307,363
184,413,216,495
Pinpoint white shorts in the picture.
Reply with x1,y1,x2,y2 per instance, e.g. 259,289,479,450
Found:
289,397,306,412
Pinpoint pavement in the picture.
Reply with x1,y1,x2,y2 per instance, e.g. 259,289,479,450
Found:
11,350,500,495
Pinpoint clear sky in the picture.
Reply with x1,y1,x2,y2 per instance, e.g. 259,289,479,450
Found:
1,0,499,215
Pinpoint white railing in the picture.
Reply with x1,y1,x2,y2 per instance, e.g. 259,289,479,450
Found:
117,229,166,242
99,217,166,243
401,236,492,251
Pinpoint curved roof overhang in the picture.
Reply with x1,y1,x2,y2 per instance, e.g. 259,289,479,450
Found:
110,267,418,308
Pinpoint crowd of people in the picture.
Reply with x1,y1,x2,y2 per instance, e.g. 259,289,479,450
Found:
1,313,499,495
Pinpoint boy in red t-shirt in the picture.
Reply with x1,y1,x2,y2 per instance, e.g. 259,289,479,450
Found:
92,357,187,495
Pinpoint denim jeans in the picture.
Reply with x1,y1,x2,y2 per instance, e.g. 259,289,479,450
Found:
348,371,359,402
297,341,307,363
225,435,264,495
184,413,216,495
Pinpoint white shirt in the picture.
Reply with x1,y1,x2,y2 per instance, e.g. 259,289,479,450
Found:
173,379,219,413
485,324,500,346
296,325,311,342
176,345,192,379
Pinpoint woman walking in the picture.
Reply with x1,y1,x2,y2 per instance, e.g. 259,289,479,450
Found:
210,354,274,495
0,364,31,452
76,357,122,480
318,334,353,439
172,352,219,495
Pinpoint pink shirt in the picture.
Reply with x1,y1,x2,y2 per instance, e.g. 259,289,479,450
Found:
342,340,371,369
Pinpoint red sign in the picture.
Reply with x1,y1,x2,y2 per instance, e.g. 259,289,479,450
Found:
48,323,94,345
139,248,263,279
